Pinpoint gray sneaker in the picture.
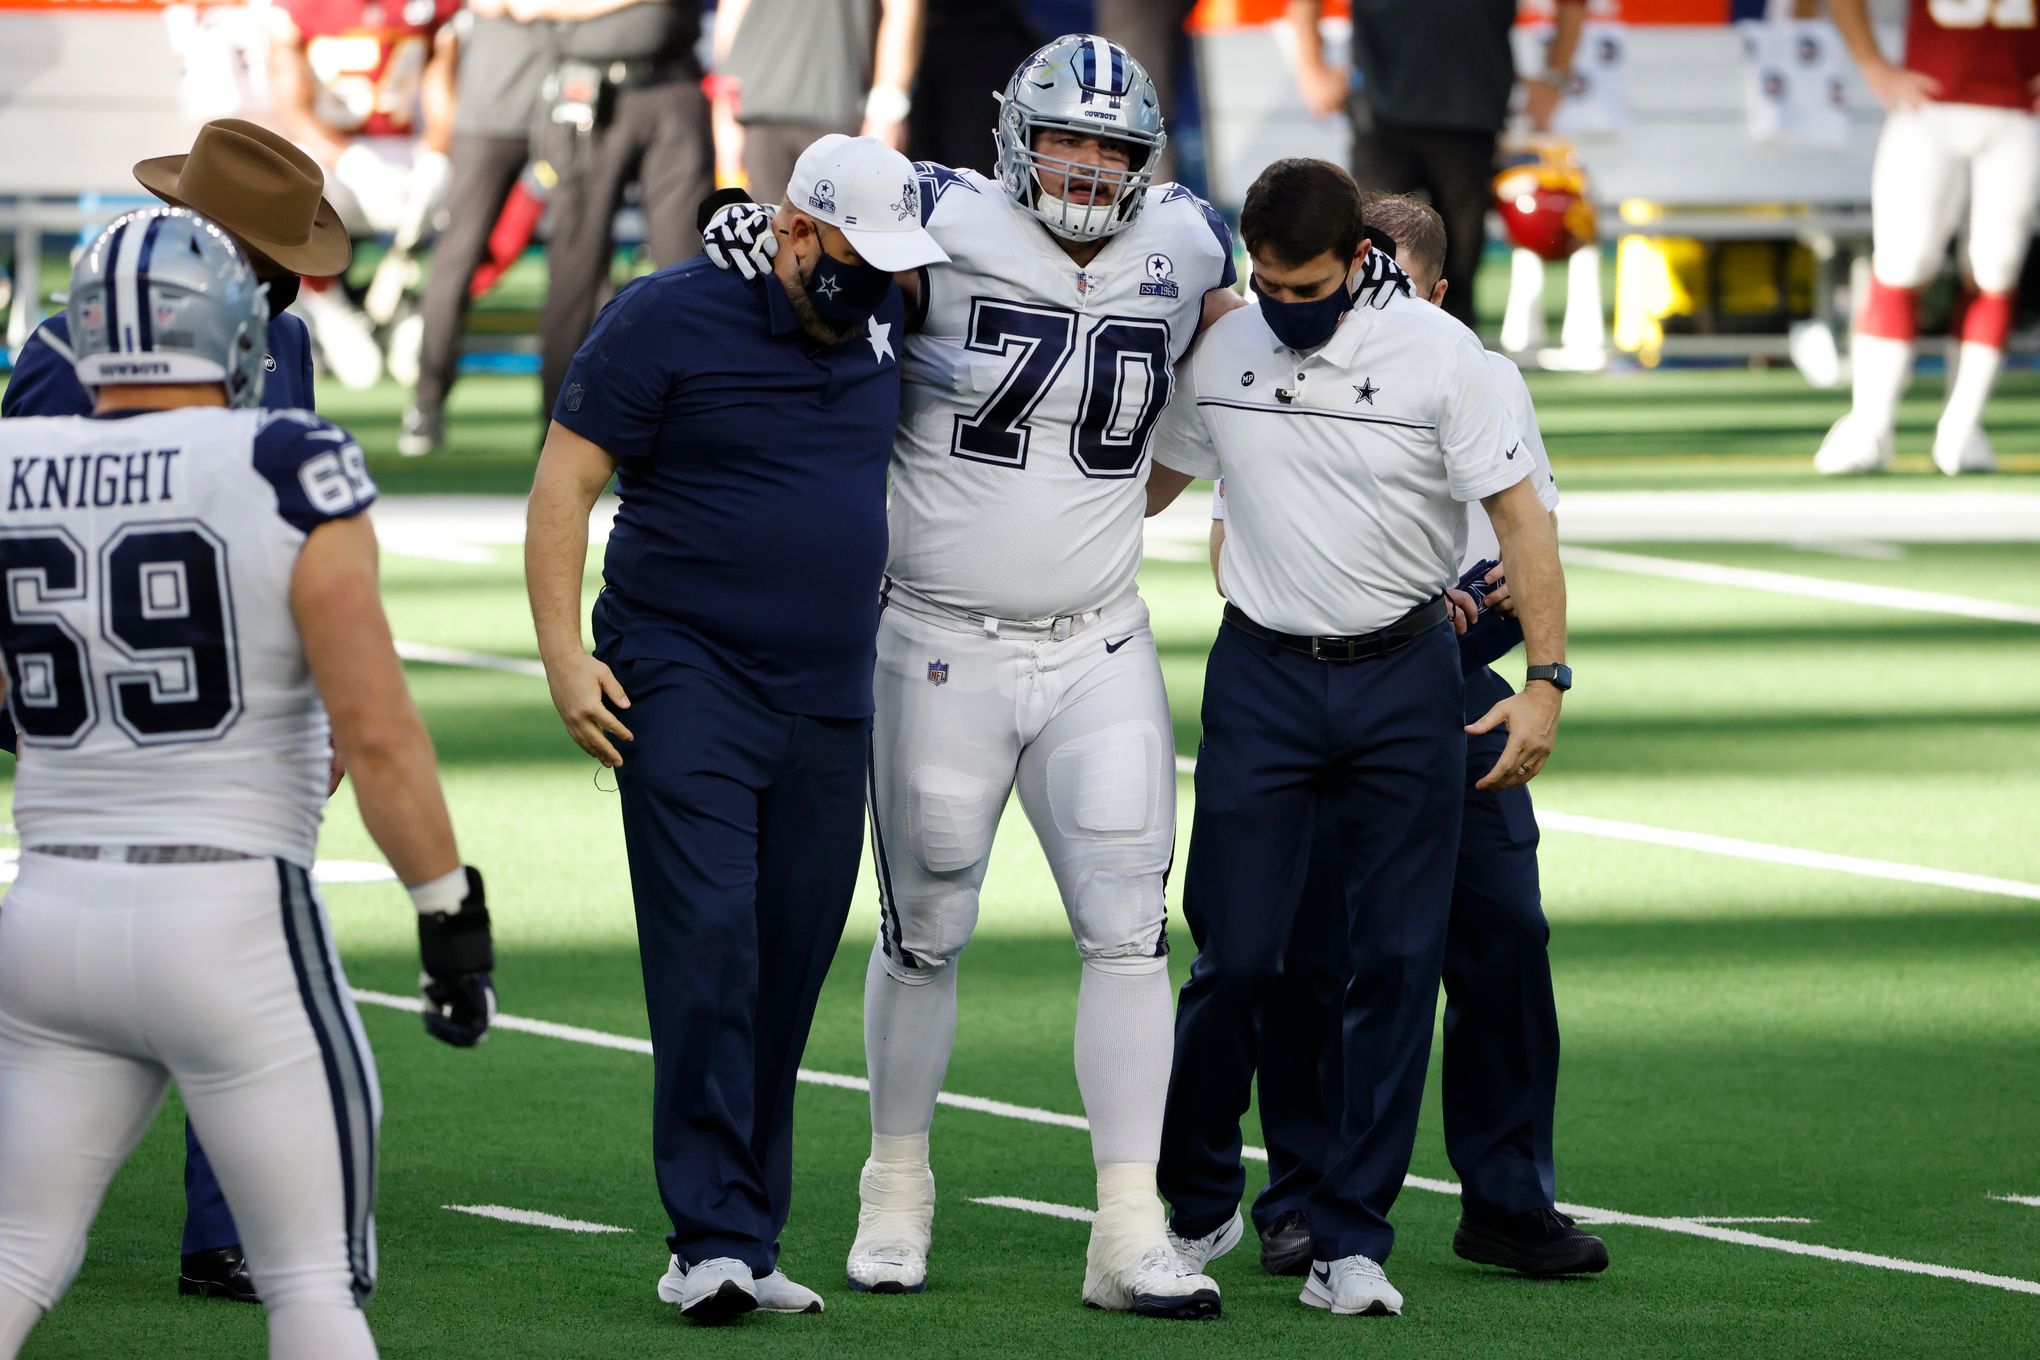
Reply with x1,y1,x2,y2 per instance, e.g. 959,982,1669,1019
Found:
397,402,442,458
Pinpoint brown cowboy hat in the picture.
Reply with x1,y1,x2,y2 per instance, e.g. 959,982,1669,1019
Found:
134,119,352,278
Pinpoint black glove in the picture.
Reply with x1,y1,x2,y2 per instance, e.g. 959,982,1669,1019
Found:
418,866,495,1047
1454,559,1525,676
700,193,780,282
1354,247,1414,309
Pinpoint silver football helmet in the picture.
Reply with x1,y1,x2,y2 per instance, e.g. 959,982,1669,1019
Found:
67,207,268,409
993,34,1167,243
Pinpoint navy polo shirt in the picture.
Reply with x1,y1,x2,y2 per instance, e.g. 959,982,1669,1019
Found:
556,257,901,720
2,311,316,418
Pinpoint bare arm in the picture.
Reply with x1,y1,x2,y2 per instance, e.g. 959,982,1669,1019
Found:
1467,477,1567,789
291,513,459,884
862,0,924,149
712,0,750,62
1197,285,1248,338
1829,0,1940,108
527,421,636,766
269,29,350,165
1284,1,1348,118
1527,0,1588,130
1146,464,1195,517
420,27,459,155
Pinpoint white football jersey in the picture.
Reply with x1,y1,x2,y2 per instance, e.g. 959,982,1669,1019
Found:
887,164,1237,619
0,406,377,866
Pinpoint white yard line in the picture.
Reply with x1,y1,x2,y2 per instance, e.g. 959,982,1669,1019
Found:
394,641,548,679
350,989,2040,1299
1562,545,2040,627
970,1197,1097,1224
1677,1216,1816,1225
1991,1195,2040,1209
444,1204,632,1234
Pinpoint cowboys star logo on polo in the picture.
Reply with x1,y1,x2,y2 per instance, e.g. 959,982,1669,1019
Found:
1353,378,1379,405
891,179,919,223
808,179,837,215
927,659,949,686
1140,252,1179,299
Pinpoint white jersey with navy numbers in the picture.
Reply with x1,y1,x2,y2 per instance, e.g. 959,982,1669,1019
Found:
888,164,1236,619
0,406,376,865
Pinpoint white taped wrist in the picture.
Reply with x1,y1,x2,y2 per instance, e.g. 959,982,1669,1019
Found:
406,866,467,916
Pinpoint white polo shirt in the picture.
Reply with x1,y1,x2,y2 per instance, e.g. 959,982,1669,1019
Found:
1213,349,1562,574
1156,291,1528,635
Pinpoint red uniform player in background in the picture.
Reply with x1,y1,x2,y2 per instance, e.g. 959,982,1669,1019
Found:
1819,0,2040,475
270,0,461,388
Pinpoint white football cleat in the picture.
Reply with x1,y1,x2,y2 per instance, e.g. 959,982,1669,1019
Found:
1300,1255,1403,1316
752,1270,824,1314
657,1255,757,1324
846,1156,934,1294
1814,415,1894,476
1931,423,1997,476
1082,1199,1221,1320
1166,1209,1243,1273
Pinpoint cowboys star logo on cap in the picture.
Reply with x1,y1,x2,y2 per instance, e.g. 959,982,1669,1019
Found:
892,179,919,223
809,179,838,215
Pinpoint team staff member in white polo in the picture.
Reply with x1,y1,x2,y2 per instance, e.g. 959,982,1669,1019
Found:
1144,158,1569,1318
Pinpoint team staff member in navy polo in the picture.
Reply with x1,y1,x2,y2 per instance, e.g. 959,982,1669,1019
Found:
524,134,948,1325
1143,159,1570,1318
1191,196,1608,1284
0,118,348,1310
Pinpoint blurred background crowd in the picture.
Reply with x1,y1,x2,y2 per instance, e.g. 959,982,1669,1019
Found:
0,1,2013,461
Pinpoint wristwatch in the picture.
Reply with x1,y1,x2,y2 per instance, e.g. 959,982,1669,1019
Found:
1525,663,1573,692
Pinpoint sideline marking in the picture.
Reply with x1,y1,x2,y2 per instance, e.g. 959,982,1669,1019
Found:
1991,1195,2040,1209
970,1197,1096,1224
1562,545,2040,627
445,1204,632,1234
395,641,548,678
351,990,2040,1299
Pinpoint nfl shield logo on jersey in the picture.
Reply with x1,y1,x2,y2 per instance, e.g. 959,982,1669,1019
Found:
927,659,949,686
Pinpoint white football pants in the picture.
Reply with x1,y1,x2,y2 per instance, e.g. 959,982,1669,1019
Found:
867,584,1177,975
0,855,379,1360
1871,101,2040,293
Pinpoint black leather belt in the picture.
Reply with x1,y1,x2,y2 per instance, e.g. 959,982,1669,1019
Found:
1222,598,1448,663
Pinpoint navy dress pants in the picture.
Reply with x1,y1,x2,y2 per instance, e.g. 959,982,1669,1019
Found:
180,1124,240,1253
1160,616,1464,1265
1252,665,1561,1231
610,657,867,1274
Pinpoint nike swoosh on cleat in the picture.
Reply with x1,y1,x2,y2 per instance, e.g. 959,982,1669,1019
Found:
1105,636,1134,653
1311,1265,1329,1285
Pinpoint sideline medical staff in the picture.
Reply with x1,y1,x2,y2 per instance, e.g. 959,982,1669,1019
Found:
524,135,947,1324
1145,158,1569,1318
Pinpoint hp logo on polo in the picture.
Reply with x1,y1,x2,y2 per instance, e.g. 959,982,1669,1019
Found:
809,180,837,215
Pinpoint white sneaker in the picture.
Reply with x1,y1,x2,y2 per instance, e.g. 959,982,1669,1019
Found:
1082,1200,1221,1319
293,290,383,391
1300,1255,1403,1316
1814,415,1895,476
657,1256,757,1324
845,1157,934,1293
1931,423,1997,475
752,1270,824,1314
1166,1209,1243,1273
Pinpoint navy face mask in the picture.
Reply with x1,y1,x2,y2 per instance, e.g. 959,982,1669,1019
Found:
1255,264,1356,351
805,248,893,326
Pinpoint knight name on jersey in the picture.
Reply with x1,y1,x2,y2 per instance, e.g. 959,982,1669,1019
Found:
7,447,182,512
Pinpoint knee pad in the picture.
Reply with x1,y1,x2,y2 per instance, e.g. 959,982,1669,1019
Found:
906,765,1001,874
881,885,979,976
1044,721,1165,842
1069,869,1168,964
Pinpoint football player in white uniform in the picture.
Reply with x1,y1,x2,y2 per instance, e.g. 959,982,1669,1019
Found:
702,35,1243,1316
0,208,493,1360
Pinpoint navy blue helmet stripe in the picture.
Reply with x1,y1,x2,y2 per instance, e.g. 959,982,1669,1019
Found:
100,219,129,352
1109,42,1126,95
133,213,166,353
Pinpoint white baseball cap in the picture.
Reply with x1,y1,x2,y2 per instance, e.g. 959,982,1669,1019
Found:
786,134,950,273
